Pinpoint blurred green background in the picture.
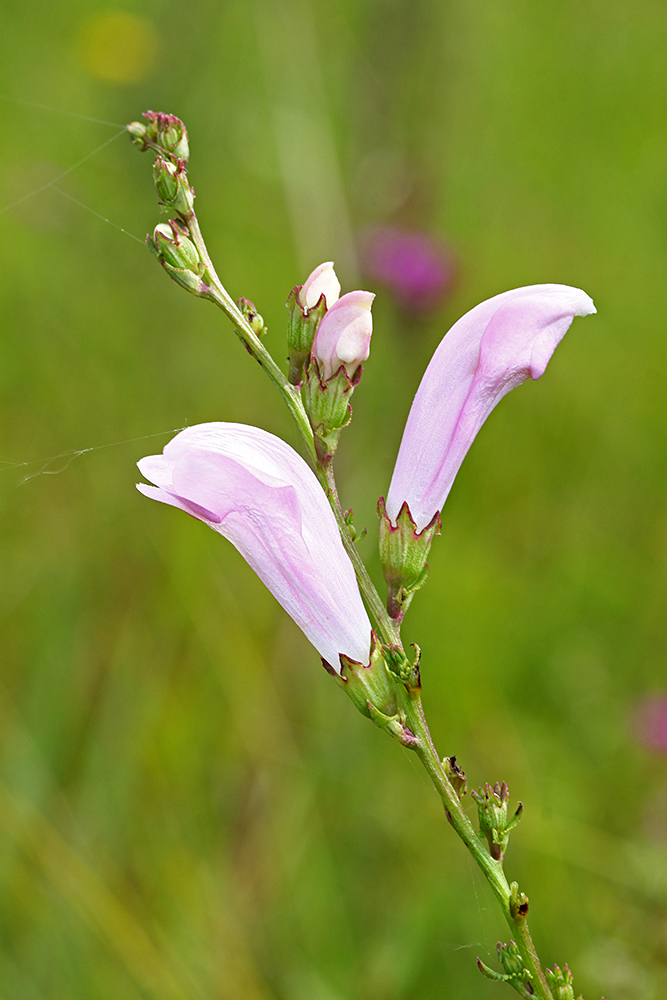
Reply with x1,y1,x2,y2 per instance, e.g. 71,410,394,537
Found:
2,0,667,996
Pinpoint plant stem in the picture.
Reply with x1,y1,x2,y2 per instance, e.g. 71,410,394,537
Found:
402,690,554,1000
186,213,317,466
320,464,401,648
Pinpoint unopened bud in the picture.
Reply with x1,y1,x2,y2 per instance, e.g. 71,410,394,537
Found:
149,221,206,295
238,298,267,337
298,261,341,311
153,156,194,218
127,120,149,144
286,264,337,387
545,964,580,1000
497,941,527,979
150,222,199,269
472,782,523,863
128,111,190,162
477,941,534,997
311,290,374,381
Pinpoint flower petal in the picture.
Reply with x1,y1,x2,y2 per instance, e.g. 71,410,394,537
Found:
137,423,372,669
312,290,375,380
386,284,596,531
300,261,341,311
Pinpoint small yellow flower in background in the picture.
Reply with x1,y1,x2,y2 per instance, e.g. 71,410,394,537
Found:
77,11,158,84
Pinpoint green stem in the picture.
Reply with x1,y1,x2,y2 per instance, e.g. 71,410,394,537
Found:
319,464,401,648
186,213,317,466
403,691,554,1000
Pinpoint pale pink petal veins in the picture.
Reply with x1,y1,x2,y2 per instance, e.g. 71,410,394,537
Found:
386,284,596,531
300,261,341,311
312,290,375,380
137,423,371,670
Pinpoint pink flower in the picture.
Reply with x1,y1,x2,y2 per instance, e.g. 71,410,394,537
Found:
137,423,372,670
386,284,596,531
298,261,341,311
311,290,375,380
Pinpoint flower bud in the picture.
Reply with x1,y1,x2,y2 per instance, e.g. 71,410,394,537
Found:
145,110,189,161
153,156,194,218
545,964,579,1000
148,221,206,295
471,782,523,862
286,261,340,387
127,120,149,144
150,221,199,270
238,298,267,338
298,261,341,311
477,941,534,994
127,111,189,162
311,290,374,381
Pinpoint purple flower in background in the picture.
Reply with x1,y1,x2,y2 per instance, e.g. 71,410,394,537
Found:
362,226,455,313
386,284,596,532
137,423,372,670
634,694,667,753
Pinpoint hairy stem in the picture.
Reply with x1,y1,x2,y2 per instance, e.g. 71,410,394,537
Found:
403,691,554,1000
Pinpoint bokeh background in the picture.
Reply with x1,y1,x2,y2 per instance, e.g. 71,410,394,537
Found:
2,0,667,997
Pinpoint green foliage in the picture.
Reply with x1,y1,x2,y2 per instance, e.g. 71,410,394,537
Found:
1,0,667,997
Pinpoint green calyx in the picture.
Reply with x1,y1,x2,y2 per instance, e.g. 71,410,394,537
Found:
471,782,523,862
128,111,190,163
336,633,398,720
477,941,534,999
286,286,326,386
380,642,421,693
153,156,194,218
545,964,583,1000
377,499,440,621
301,359,357,464
238,298,267,337
149,221,207,295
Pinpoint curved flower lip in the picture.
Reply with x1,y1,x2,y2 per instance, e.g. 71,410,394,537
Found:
299,261,341,311
137,422,372,670
386,284,596,532
312,289,375,381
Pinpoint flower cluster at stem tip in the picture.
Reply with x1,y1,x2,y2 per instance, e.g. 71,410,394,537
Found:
138,261,596,672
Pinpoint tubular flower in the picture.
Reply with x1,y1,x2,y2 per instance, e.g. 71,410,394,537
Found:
311,290,375,381
137,423,372,670
386,284,596,531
